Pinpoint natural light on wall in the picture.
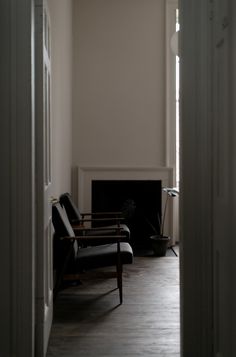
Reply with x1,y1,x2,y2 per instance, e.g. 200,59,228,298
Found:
170,9,180,189
175,9,180,189
166,0,179,242
166,1,179,190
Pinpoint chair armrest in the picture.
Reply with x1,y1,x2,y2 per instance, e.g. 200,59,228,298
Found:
81,217,124,222
62,235,126,243
73,226,123,231
79,217,124,223
81,211,123,217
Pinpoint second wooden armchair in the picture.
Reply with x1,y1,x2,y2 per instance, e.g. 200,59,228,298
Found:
52,202,133,304
59,192,130,242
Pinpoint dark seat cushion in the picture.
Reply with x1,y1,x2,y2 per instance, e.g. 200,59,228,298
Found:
76,242,133,270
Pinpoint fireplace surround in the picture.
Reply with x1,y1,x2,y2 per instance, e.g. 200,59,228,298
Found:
73,166,175,245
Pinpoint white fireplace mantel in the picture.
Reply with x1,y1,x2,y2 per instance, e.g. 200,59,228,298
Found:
75,165,174,214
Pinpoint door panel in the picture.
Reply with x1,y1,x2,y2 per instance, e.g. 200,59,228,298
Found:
212,0,231,356
35,1,53,355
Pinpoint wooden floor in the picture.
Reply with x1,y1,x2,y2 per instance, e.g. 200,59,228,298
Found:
47,247,180,357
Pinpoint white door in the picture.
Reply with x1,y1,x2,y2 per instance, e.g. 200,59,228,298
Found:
35,1,53,355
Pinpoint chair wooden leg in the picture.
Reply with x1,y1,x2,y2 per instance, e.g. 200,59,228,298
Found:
116,241,123,304
116,263,123,304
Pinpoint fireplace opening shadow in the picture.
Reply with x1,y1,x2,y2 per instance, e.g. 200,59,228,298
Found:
92,180,162,252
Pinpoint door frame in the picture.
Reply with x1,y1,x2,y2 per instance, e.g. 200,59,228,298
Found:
180,0,214,355
0,0,36,355
34,0,53,355
1,0,53,356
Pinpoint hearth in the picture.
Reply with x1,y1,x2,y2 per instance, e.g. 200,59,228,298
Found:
92,180,162,248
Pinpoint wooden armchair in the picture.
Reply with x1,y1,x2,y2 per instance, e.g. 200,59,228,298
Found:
59,192,130,242
52,202,133,304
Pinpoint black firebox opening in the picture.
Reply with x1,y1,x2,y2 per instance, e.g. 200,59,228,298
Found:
92,180,162,248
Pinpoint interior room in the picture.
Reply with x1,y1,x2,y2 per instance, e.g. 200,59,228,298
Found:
2,0,236,356
47,0,180,355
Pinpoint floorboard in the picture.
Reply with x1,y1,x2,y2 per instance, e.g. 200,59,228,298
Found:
47,247,180,356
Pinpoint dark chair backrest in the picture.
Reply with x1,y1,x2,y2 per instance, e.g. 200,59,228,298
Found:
52,202,77,272
59,192,82,225
52,202,75,237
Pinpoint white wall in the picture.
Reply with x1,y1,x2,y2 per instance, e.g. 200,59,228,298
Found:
48,0,73,196
72,0,166,167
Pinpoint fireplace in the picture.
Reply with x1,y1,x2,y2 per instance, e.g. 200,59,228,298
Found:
92,180,162,248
